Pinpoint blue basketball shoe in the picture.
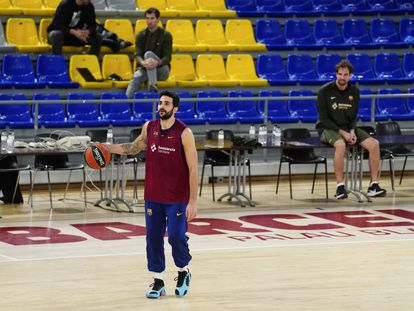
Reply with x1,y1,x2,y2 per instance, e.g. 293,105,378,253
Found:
146,278,166,299
175,270,191,297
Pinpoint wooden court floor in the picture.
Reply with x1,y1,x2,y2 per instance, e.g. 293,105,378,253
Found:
1,174,414,311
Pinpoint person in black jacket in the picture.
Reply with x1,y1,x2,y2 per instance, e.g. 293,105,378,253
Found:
47,0,102,56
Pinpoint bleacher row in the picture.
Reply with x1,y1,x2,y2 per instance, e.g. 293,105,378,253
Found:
1,88,414,129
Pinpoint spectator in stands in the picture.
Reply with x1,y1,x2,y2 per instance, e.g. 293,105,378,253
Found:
316,59,386,199
47,0,102,56
126,7,172,98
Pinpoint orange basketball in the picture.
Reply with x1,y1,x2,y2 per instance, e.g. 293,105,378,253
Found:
84,143,111,170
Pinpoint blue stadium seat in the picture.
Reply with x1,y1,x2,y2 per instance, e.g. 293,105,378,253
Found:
340,0,373,15
258,90,299,123
32,93,75,128
36,54,79,89
287,90,318,123
132,92,159,122
174,91,205,125
407,88,414,114
399,18,414,45
312,0,343,14
358,89,374,121
283,0,317,15
403,52,414,79
395,0,414,12
2,54,46,89
256,0,285,16
196,91,236,124
0,94,33,129
315,53,341,82
285,20,320,50
370,18,407,48
366,0,400,13
376,88,411,121
67,93,109,127
256,54,296,86
225,0,264,17
227,90,263,124
346,53,380,84
286,54,319,85
100,92,139,127
374,53,411,84
255,20,292,50
342,18,377,48
314,19,349,49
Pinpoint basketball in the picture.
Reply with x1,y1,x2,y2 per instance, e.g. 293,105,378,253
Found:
84,143,111,170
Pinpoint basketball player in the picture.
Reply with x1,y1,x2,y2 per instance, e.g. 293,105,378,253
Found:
107,90,198,299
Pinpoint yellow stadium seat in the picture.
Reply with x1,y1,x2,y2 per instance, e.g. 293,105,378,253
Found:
196,54,237,87
225,19,266,52
0,0,21,15
195,0,236,17
12,0,53,15
195,19,236,52
134,19,163,35
38,18,84,53
226,54,267,87
104,19,135,53
6,18,49,52
169,54,207,87
43,0,60,10
165,20,206,52
102,54,133,88
136,0,178,17
166,0,205,17
69,55,112,89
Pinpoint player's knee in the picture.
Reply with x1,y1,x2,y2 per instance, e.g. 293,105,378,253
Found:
334,140,346,153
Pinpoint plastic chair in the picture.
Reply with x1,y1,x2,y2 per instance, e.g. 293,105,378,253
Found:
367,0,399,12
2,54,46,89
67,92,109,127
224,19,266,51
227,90,263,124
374,52,409,84
132,92,158,121
346,53,379,84
169,54,207,87
103,19,135,53
395,0,414,11
196,54,238,87
6,18,49,52
340,0,372,13
315,53,341,82
106,0,136,10
225,0,262,16
376,88,411,121
255,19,292,51
43,0,61,10
258,90,299,123
371,18,406,48
36,54,79,88
69,55,113,89
283,0,316,15
0,93,33,128
0,0,22,14
403,52,414,79
276,128,328,199
166,0,206,17
314,19,348,49
196,91,236,124
256,0,285,16
174,91,204,124
358,89,375,121
226,54,268,87
286,54,319,85
33,93,76,128
136,0,179,16
312,0,342,12
195,0,237,17
101,54,133,88
12,0,52,15
165,19,207,52
195,19,235,52
256,54,295,86
399,18,414,45
284,19,318,50
100,92,139,126
287,90,318,122
38,18,83,53
342,18,377,48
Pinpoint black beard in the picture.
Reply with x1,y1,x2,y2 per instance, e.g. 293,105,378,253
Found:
158,109,173,120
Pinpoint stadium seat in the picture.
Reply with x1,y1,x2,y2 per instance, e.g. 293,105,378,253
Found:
312,0,342,13
283,0,317,15
33,93,76,128
258,90,299,123
195,19,235,52
370,18,407,48
36,54,79,89
313,19,349,49
395,0,414,12
374,52,411,84
399,18,414,45
0,18,14,54
196,54,238,87
167,0,206,17
225,0,263,17
169,54,207,87
315,53,341,82
43,0,60,11
166,19,207,52
38,18,83,53
106,0,136,10
100,92,139,126
256,54,295,86
376,88,411,121
346,53,380,84
286,54,319,85
0,93,33,128
12,0,53,15
69,55,112,89
366,0,400,13
340,0,373,14
227,90,263,124
195,0,237,17
342,18,377,48
358,89,376,121
132,92,159,121
103,19,135,53
136,0,179,17
225,19,266,51
287,90,318,122
255,19,292,50
6,18,49,52
101,54,133,88
403,52,414,78
0,0,21,15
174,91,205,124
255,0,285,16
226,54,268,86
196,91,236,124
2,54,46,89
284,19,320,50
67,92,109,127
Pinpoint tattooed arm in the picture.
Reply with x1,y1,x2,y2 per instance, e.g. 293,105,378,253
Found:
106,122,149,155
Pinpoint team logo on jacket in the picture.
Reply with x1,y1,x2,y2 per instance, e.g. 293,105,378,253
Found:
332,103,338,110
147,208,152,216
349,96,354,101
153,131,158,137
150,143,157,152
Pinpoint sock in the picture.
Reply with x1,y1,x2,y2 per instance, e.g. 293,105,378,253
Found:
154,272,164,280
337,182,344,188
370,181,378,186
178,266,189,273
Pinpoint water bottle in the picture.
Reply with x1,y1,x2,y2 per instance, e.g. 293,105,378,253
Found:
217,129,224,147
272,125,282,146
6,130,14,153
106,128,113,144
258,125,267,145
1,131,7,152
249,125,256,139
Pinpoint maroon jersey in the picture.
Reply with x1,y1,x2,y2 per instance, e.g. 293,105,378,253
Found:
144,119,190,203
